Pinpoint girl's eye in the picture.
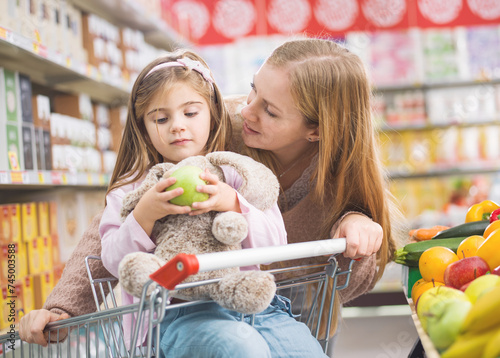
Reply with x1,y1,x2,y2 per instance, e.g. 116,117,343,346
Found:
250,82,255,91
155,117,168,124
185,112,198,117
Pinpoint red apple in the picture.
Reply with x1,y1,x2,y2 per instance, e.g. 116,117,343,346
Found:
443,256,490,289
492,265,500,276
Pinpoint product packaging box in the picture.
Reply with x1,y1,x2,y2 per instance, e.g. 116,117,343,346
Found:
18,74,33,123
49,201,57,235
39,236,53,272
0,283,23,328
51,234,61,266
32,94,51,130
22,275,35,314
21,202,38,242
0,205,11,245
27,238,42,275
37,202,50,237
43,130,52,170
0,242,26,283
9,204,22,244
33,271,53,309
53,93,93,121
22,123,37,171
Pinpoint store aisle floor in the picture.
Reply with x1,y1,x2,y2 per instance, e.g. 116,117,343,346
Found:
332,306,419,357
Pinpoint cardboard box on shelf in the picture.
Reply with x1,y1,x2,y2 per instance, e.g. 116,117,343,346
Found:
21,123,37,171
0,283,23,329
53,93,93,121
33,271,53,310
109,106,127,152
18,74,33,123
9,204,21,244
21,203,38,243
26,238,42,275
0,205,12,245
39,236,53,272
51,234,60,266
37,202,50,237
0,122,23,171
42,129,52,170
48,201,57,235
0,242,26,284
32,94,51,130
22,275,35,314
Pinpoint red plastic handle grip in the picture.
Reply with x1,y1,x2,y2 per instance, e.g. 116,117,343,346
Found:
149,253,200,290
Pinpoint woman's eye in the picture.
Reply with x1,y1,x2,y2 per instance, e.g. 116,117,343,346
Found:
265,107,277,118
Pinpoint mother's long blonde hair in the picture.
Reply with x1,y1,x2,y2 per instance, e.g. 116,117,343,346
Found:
249,38,397,270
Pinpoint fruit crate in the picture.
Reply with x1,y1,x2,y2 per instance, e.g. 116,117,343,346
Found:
402,266,441,358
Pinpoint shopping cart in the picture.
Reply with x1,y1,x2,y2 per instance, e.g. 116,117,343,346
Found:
0,238,354,357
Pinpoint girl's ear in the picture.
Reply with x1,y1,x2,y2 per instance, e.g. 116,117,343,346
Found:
206,151,279,211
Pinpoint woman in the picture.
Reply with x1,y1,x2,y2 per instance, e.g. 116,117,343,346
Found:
20,38,398,352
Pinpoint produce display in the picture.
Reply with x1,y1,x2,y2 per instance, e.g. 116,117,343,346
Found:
397,200,500,357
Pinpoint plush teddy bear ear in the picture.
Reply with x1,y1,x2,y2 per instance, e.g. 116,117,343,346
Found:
120,162,175,221
206,151,279,211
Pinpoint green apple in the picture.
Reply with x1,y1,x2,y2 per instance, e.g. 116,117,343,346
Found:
417,286,470,332
464,274,500,304
427,299,472,352
166,165,209,207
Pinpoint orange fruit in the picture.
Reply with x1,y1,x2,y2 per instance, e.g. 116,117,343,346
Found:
483,220,500,238
456,235,486,259
419,246,459,283
477,228,500,270
411,279,444,305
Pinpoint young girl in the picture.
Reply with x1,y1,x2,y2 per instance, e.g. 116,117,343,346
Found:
99,50,327,357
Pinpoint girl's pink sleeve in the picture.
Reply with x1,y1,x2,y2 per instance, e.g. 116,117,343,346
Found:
100,185,156,278
221,166,287,250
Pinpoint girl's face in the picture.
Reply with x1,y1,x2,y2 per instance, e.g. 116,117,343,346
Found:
144,82,211,164
240,63,317,160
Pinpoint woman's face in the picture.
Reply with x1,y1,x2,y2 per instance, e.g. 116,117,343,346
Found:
240,63,317,160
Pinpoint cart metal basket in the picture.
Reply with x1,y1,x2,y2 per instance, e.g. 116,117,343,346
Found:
0,238,354,357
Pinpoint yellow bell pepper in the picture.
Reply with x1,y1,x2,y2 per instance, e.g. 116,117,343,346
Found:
465,200,500,223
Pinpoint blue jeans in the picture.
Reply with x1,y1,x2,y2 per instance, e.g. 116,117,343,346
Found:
157,295,327,358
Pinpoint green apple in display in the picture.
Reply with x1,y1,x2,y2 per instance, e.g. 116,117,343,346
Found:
166,166,209,207
427,299,472,352
417,286,470,332
464,274,500,303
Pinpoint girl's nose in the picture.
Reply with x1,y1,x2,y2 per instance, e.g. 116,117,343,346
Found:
170,116,186,133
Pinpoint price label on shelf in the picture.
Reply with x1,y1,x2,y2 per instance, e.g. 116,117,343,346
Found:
38,172,45,184
0,27,7,40
51,171,62,185
62,173,68,185
87,174,93,185
22,172,30,184
0,172,8,184
10,172,23,184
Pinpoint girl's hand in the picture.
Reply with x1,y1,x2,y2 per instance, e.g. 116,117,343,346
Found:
189,169,241,215
331,213,383,259
134,177,191,235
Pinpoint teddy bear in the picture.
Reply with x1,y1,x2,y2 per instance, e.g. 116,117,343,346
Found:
118,151,280,314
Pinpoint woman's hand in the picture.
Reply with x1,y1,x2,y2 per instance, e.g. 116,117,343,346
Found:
331,213,383,259
133,177,192,235
19,309,70,346
190,169,241,215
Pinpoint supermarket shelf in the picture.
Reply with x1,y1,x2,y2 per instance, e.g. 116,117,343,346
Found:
0,27,130,106
0,170,109,188
379,118,500,133
376,78,500,92
389,165,500,180
69,0,189,51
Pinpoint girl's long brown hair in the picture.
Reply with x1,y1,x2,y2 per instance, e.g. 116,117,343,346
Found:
106,50,232,197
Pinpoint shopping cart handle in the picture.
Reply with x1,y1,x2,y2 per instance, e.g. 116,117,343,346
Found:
150,253,200,290
150,238,346,289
